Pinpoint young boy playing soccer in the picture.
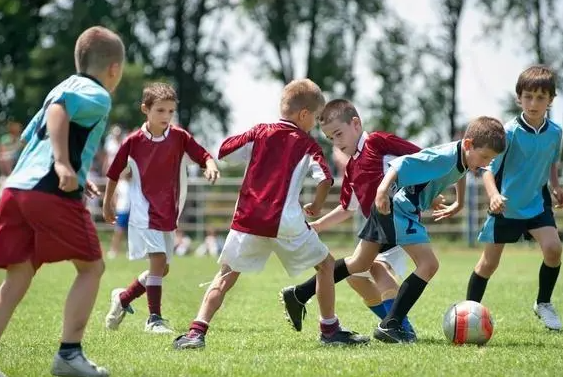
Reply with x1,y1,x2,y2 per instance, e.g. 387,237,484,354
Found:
0,26,124,377
103,83,219,334
172,79,369,349
466,65,563,331
373,116,506,343
280,99,423,337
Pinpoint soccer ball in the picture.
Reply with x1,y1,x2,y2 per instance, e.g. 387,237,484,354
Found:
442,300,494,345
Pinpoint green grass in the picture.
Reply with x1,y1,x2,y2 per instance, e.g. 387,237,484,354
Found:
2,240,563,376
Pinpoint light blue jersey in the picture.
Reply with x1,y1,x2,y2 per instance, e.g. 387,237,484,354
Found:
5,74,111,199
488,114,562,219
390,141,468,212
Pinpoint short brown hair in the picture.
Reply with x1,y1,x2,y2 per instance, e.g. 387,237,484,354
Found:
515,65,557,97
142,82,178,108
74,26,125,74
319,99,359,126
280,79,325,117
464,116,506,153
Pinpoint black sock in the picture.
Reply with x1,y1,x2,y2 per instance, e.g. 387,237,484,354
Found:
59,342,82,359
466,271,489,302
381,273,427,329
294,258,350,304
537,262,560,304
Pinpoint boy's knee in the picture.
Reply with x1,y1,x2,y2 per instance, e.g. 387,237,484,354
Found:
419,256,439,280
542,241,562,266
76,259,105,278
317,254,335,272
370,261,388,276
163,265,170,277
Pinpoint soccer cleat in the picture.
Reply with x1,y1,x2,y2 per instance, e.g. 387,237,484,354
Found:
279,286,307,331
374,322,411,344
320,328,371,346
105,288,134,330
402,318,417,343
51,352,109,377
145,314,174,334
534,302,562,331
173,330,206,349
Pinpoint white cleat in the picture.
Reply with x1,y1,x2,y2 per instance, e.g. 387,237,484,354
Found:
51,352,109,377
534,302,562,331
145,315,174,334
105,288,133,330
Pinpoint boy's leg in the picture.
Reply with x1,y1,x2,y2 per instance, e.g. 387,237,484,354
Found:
281,239,380,331
105,270,147,330
466,243,504,302
0,260,35,339
51,259,108,377
376,243,438,343
529,225,562,330
144,252,172,333
173,264,240,349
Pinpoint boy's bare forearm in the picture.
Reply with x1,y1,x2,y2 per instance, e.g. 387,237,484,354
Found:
312,179,332,208
313,205,354,231
46,104,71,165
481,170,500,198
550,163,560,189
104,179,118,204
455,176,466,205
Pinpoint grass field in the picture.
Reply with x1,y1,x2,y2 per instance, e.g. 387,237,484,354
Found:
2,239,563,376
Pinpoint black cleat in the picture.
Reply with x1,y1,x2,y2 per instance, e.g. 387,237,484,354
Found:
374,323,411,344
279,286,307,331
320,328,371,346
173,330,205,349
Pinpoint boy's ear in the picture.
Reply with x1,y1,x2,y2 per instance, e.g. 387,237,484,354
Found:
515,95,522,106
462,138,473,150
351,116,362,132
141,103,149,115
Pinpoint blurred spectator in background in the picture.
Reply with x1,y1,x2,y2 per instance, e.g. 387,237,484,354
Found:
194,227,224,257
0,121,23,176
174,229,193,256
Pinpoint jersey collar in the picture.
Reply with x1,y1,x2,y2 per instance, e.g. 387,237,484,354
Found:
279,119,299,128
141,122,170,142
516,113,548,134
77,72,104,88
352,131,369,160
456,140,467,173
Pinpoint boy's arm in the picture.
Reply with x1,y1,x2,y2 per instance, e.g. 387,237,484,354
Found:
304,179,332,217
310,204,354,232
218,127,257,163
104,138,131,222
103,179,118,224
375,167,398,214
304,144,334,217
482,169,506,213
432,175,466,221
46,103,78,192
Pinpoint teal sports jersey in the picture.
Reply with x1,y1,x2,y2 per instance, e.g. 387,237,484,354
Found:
389,141,468,211
5,74,111,199
489,114,562,219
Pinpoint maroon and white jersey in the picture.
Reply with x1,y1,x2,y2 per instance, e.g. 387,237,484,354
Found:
219,120,332,238
341,131,420,217
107,124,212,231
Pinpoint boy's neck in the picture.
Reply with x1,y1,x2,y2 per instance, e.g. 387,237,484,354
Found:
521,112,545,129
281,116,307,132
78,71,105,88
146,122,166,137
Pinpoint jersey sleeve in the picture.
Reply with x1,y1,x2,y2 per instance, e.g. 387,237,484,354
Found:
308,143,333,185
51,86,111,128
106,138,131,181
368,132,421,156
553,128,562,164
487,128,512,174
389,145,457,187
339,171,357,211
218,125,259,163
182,131,212,168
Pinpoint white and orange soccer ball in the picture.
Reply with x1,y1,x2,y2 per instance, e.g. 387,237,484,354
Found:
442,300,494,345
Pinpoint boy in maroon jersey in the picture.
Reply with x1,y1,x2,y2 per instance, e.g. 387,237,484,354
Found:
281,99,457,341
173,79,369,349
103,83,219,333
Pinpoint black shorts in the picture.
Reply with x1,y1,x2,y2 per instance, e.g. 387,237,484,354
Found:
358,204,399,253
479,208,556,244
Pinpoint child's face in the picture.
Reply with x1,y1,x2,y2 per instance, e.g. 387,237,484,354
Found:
463,139,499,172
106,62,124,93
518,88,553,124
141,100,177,130
321,118,362,156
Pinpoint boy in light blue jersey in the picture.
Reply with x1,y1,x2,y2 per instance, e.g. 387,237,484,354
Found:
373,116,506,343
466,65,563,331
0,27,125,377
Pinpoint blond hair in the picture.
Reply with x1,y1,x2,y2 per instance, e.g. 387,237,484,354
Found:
280,79,325,117
74,26,125,74
142,82,178,108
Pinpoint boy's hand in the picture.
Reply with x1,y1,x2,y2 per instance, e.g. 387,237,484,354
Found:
102,202,116,224
489,194,507,214
303,203,322,217
203,160,220,184
432,201,462,222
553,187,563,208
375,190,391,215
54,161,78,192
309,220,321,233
84,179,101,199
431,194,446,210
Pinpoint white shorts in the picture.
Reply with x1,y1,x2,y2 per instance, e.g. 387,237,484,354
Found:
352,245,408,280
218,229,329,276
128,225,175,263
